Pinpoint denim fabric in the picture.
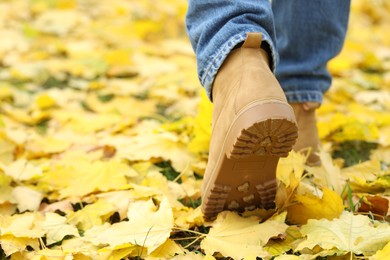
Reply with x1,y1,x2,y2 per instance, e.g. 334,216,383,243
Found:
272,0,350,103
185,0,277,101
185,0,350,103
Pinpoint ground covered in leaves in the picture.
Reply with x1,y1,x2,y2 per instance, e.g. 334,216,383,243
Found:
1,0,390,259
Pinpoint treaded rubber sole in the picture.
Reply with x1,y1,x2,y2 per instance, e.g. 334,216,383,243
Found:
202,103,298,220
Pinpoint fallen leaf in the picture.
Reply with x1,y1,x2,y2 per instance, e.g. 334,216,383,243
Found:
112,131,195,172
87,197,174,254
276,151,306,188
265,226,303,256
25,136,72,156
12,186,43,212
1,159,43,181
39,212,80,245
305,149,344,194
59,236,99,258
0,212,45,238
149,239,185,259
200,211,288,259
357,195,389,220
296,211,390,256
67,200,117,230
0,235,39,257
287,188,344,224
173,207,204,229
96,190,136,219
342,159,388,193
39,157,128,198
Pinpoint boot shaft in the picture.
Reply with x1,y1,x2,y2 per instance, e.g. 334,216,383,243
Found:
212,33,288,127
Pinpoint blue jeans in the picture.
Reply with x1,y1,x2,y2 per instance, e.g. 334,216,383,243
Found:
186,0,350,103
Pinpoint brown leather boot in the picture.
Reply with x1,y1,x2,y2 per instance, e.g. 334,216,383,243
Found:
201,33,298,219
290,102,321,166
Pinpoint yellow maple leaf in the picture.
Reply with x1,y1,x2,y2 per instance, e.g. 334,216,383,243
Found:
265,226,303,257
173,207,204,229
305,149,344,194
25,136,72,156
39,157,128,198
0,235,39,257
114,131,195,173
59,236,99,258
149,239,185,259
96,190,137,220
67,200,117,230
0,212,45,238
275,151,306,210
276,151,306,188
86,198,173,254
287,188,344,224
200,211,288,259
39,212,79,245
12,186,43,212
141,171,189,208
296,211,390,256
341,159,387,193
55,110,122,134
1,159,42,181
27,248,69,259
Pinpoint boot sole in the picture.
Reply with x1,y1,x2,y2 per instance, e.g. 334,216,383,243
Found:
202,101,298,220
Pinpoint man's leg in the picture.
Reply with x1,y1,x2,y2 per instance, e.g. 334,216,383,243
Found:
186,1,298,219
186,0,278,100
272,0,351,164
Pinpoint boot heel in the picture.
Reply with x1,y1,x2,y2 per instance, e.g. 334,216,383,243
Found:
225,101,298,159
230,118,298,158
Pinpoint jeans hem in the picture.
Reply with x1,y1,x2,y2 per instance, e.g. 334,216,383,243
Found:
284,90,323,104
